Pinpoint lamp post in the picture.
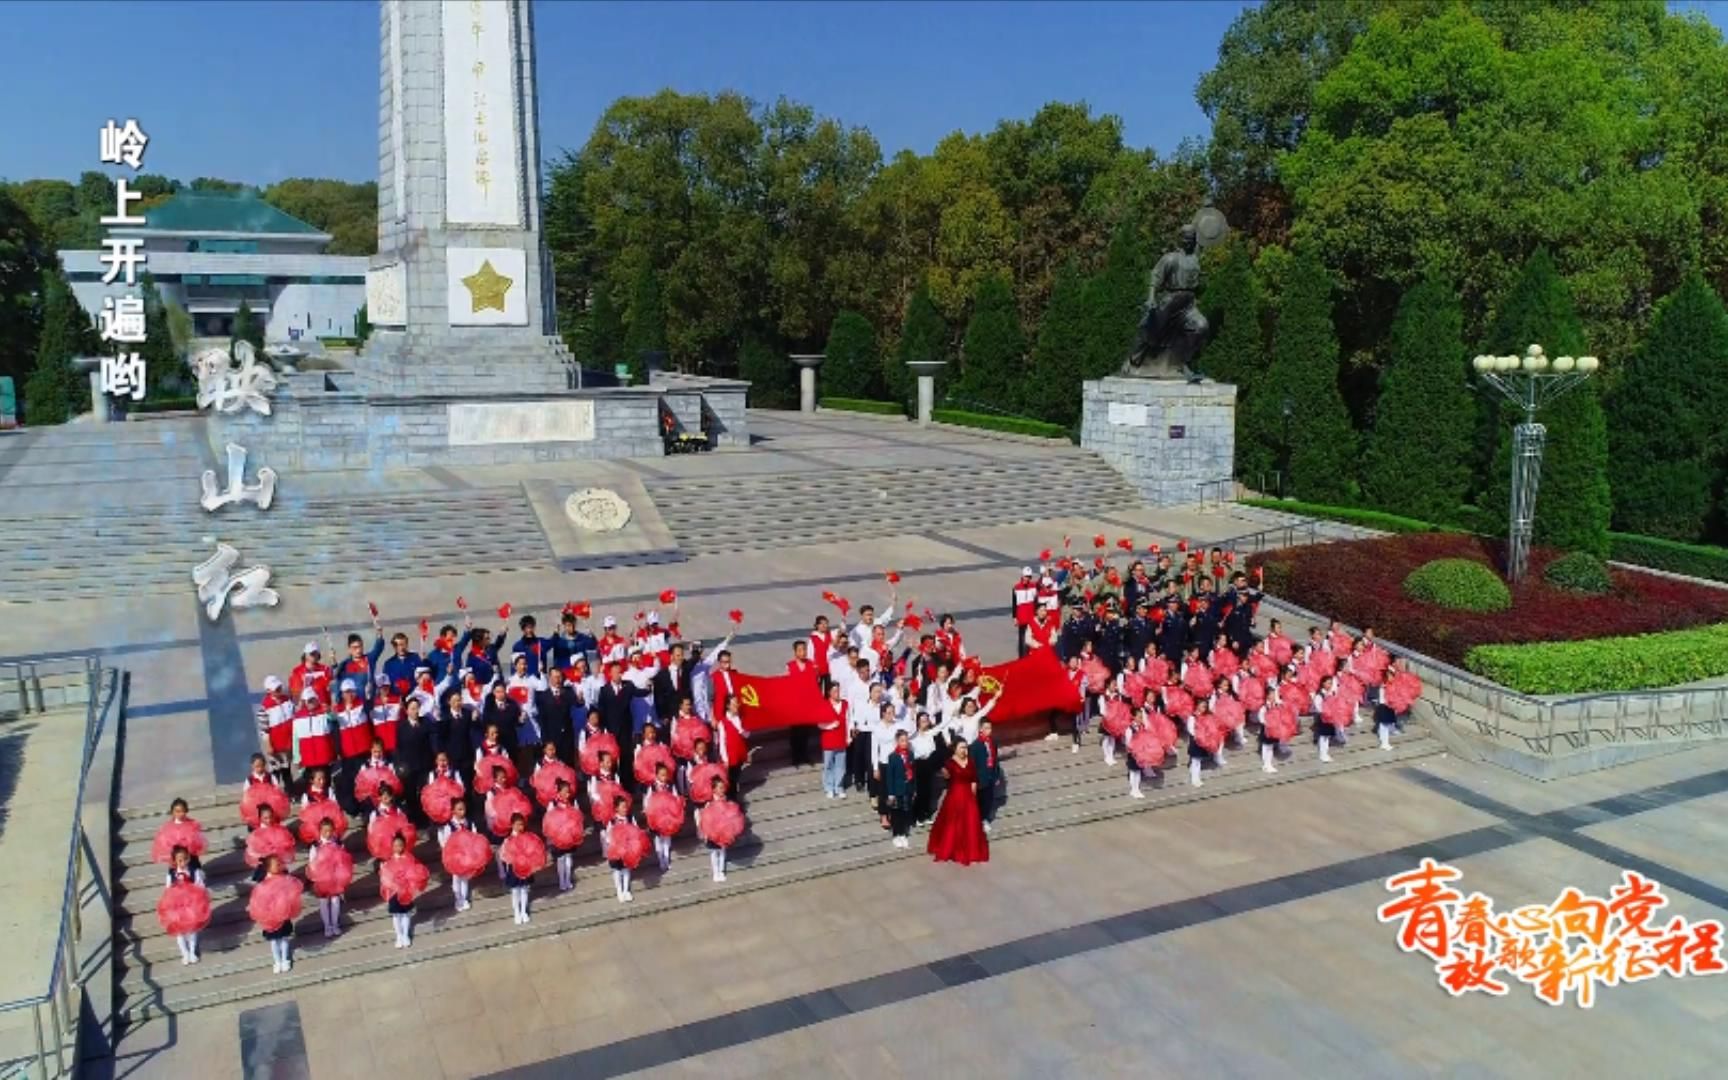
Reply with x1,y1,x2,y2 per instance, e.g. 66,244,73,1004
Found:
789,353,824,414
1472,345,1600,583
1279,395,1294,499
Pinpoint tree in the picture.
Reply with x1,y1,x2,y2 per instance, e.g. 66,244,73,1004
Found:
891,281,948,411
141,276,187,399
1025,263,1089,427
1479,248,1611,556
954,273,1025,412
622,261,666,381
738,329,797,409
232,298,265,357
162,295,194,358
1196,239,1269,481
1251,250,1354,502
354,302,371,345
261,178,379,256
586,282,624,371
1361,278,1475,521
1079,222,1145,382
1606,273,1728,541
22,270,87,425
821,309,880,401
0,186,51,390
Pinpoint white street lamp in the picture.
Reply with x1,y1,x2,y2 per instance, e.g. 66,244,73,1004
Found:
1476,341,1599,583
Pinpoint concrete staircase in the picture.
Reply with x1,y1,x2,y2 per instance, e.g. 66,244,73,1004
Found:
644,454,1141,557
109,722,1439,1028
0,489,550,604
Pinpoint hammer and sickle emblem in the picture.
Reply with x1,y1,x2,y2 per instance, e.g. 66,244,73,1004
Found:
978,676,1002,696
739,686,761,708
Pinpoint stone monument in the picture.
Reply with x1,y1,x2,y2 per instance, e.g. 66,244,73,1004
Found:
210,0,748,472
1081,206,1238,506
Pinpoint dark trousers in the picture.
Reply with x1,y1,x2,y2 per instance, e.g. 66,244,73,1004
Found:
912,756,939,823
789,724,815,767
727,764,744,808
977,779,999,824
512,744,542,789
400,766,426,827
335,756,365,814
844,731,871,790
1016,621,1028,658
889,805,914,838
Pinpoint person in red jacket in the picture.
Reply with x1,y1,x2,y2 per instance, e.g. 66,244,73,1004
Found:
289,641,332,707
332,679,373,811
817,681,849,798
786,639,819,768
1010,567,1040,657
292,687,338,787
258,675,295,784
1026,606,1059,652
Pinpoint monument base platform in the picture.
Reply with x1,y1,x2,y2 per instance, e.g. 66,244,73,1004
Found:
211,370,750,473
1081,376,1237,506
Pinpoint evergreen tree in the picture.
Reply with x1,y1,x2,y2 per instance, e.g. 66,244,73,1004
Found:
1607,272,1728,541
1250,250,1354,502
1079,223,1145,382
1361,278,1474,521
622,262,666,381
587,283,623,370
1195,240,1267,481
955,272,1025,412
1479,248,1611,556
142,276,186,398
891,281,947,412
231,297,264,353
22,270,87,425
822,309,880,400
1026,262,1089,427
354,302,371,344
737,329,797,409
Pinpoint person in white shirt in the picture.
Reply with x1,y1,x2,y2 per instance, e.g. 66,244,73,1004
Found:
845,589,898,652
828,655,878,793
949,691,1000,746
689,633,735,723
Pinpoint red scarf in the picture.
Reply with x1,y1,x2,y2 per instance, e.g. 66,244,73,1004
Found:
897,747,913,782
982,737,997,768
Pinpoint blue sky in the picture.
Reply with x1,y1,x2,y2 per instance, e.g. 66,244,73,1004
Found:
1,1,1724,187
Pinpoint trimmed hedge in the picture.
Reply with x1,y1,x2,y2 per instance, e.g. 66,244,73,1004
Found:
130,396,199,414
1465,623,1728,694
931,408,1069,440
1609,532,1728,585
1543,551,1612,594
1402,558,1511,612
1240,498,1455,536
820,397,904,416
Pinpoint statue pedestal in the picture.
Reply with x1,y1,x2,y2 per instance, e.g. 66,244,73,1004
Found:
1081,377,1237,506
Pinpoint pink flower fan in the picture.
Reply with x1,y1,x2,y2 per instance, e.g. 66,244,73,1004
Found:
1238,678,1266,712
590,778,632,820
1181,663,1215,698
1268,635,1294,667
1122,671,1150,708
501,831,548,878
1212,694,1245,731
1262,703,1298,743
380,853,430,904
634,742,675,786
1100,698,1132,739
1384,670,1423,714
307,843,354,898
531,760,579,807
688,763,727,805
1162,686,1195,721
473,753,518,794
603,820,650,868
1082,657,1111,695
699,799,746,848
645,789,686,837
247,873,304,933
1191,712,1225,754
441,829,491,879
486,787,532,838
1143,657,1171,689
1128,727,1167,770
1337,672,1365,708
543,804,585,851
157,880,212,935
420,775,464,824
1147,711,1179,750
152,818,207,864
239,782,290,830
671,721,711,761
579,732,620,776
244,823,296,870
1249,651,1279,682
354,765,402,805
366,813,418,860
1321,693,1356,730
296,800,348,846
1210,648,1240,680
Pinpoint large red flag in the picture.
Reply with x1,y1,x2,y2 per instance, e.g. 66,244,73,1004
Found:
975,648,1081,726
734,669,831,733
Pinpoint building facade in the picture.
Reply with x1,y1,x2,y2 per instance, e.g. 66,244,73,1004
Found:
63,191,367,343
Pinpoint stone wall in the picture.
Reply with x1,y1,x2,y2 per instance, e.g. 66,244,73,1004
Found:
650,372,751,448
1081,377,1236,506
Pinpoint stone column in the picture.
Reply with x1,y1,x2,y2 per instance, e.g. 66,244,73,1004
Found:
790,354,825,414
907,360,946,426
72,356,110,422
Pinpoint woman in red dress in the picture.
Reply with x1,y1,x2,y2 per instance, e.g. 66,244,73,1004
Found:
927,740,989,865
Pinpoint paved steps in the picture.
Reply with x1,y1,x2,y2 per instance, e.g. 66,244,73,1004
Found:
645,455,1140,557
110,723,1439,1027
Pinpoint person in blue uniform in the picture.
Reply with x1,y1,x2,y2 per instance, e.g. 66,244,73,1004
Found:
1157,596,1188,664
971,719,1004,834
882,730,918,848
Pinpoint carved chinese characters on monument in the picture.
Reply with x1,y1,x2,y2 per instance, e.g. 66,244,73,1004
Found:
441,0,521,226
366,263,407,327
446,247,527,325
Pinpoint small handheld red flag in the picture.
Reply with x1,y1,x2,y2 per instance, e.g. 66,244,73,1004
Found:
884,570,901,585
1177,540,1188,553
368,601,379,618
1062,535,1071,550
572,601,592,619
659,589,677,605
904,613,924,631
498,603,512,620
728,609,744,625
1039,548,1053,562
455,595,467,611
1093,556,1105,570
1093,534,1107,549
1256,566,1265,581
418,619,429,638
1150,543,1161,555
634,610,645,621
1117,537,1133,551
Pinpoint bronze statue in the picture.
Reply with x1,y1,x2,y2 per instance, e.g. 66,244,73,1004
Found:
1123,223,1209,381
